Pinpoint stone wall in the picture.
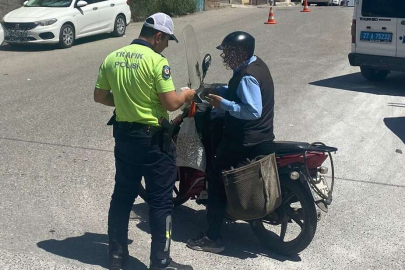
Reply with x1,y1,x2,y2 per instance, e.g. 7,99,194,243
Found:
205,0,220,10
0,0,25,19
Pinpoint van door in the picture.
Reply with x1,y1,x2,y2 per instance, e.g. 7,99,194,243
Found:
355,0,398,57
396,7,405,57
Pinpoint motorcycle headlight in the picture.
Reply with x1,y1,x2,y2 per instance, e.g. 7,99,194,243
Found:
35,18,57,26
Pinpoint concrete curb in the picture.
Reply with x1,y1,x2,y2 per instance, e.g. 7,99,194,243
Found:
256,3,296,7
223,3,296,8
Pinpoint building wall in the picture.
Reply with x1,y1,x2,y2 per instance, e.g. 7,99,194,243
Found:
206,0,220,10
0,0,25,19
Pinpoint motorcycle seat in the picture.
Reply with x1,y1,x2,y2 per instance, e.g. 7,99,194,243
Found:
273,141,310,155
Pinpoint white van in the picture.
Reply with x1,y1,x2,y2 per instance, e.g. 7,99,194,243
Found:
0,25,4,45
348,0,405,81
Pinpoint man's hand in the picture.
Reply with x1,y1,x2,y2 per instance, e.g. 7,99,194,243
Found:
207,94,222,108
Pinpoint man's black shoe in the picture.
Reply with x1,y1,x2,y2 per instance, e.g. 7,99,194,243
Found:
186,232,225,254
109,253,128,270
149,260,193,270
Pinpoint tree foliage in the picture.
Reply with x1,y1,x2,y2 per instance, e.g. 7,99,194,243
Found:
129,0,197,21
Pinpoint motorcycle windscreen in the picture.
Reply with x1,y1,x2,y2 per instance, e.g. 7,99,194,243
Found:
183,25,202,92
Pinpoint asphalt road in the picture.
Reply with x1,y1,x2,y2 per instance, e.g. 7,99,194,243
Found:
0,5,404,270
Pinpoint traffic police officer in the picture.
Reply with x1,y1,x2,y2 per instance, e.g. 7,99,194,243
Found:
187,31,276,253
94,13,195,270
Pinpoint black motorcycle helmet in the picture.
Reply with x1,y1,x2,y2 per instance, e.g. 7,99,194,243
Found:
216,31,255,58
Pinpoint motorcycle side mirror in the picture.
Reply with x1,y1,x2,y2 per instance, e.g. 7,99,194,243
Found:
202,54,212,80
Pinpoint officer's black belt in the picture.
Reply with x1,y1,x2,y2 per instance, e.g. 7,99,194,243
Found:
114,121,162,135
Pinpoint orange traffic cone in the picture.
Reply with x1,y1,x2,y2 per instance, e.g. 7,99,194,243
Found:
264,7,277,24
301,0,311,12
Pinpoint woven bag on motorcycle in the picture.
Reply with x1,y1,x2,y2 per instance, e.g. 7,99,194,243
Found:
222,153,282,220
175,117,206,172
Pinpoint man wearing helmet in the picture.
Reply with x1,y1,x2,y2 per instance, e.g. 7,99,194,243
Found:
186,31,275,253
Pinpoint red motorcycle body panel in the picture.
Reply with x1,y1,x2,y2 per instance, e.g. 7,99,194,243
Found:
177,152,328,199
178,167,206,198
276,152,328,169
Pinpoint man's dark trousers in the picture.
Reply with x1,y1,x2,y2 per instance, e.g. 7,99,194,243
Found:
206,140,276,241
108,127,176,266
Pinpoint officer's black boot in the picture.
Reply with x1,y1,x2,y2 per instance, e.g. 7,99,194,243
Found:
109,253,128,270
108,195,131,270
108,233,129,270
149,260,193,270
149,216,193,270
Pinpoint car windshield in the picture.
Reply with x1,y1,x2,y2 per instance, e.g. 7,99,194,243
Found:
362,0,405,18
25,0,73,7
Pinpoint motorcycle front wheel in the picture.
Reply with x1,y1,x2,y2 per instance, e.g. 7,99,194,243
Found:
138,181,189,207
250,178,317,256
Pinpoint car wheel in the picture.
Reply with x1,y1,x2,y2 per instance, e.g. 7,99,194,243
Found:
112,15,126,37
59,24,75,49
360,66,390,81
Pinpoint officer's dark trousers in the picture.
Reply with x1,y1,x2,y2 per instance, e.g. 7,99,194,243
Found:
206,139,276,241
108,128,176,266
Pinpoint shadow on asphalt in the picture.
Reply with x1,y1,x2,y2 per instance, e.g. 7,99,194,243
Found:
384,117,405,144
37,232,147,270
131,202,301,263
309,72,405,97
0,33,114,52
387,103,405,108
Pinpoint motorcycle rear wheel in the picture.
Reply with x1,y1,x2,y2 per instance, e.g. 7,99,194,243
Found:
250,178,317,256
138,181,189,207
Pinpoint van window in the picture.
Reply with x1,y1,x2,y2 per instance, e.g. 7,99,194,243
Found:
362,0,405,18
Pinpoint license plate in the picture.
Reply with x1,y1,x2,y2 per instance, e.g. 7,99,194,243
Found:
5,29,29,43
310,175,329,202
360,31,392,43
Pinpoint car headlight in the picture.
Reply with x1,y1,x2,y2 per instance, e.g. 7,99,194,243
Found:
35,18,57,26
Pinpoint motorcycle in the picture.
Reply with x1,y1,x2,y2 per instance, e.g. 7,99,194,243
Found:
138,25,338,256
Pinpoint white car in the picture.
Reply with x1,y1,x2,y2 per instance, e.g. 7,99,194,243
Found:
0,0,131,48
349,0,405,81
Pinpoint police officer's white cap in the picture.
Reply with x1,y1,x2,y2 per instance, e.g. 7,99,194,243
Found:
144,13,178,43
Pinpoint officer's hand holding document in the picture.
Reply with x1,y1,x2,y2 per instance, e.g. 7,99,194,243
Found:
179,87,196,109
